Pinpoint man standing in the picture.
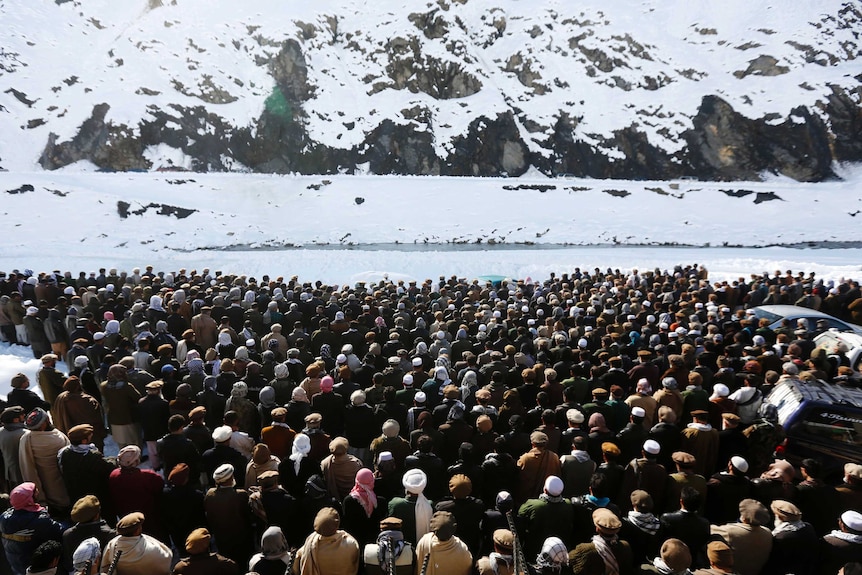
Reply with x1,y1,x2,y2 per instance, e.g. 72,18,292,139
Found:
192,306,219,352
516,431,561,503
37,354,65,408
414,511,472,575
18,408,70,511
293,507,361,575
0,406,27,490
102,512,172,575
710,499,772,575
681,410,720,478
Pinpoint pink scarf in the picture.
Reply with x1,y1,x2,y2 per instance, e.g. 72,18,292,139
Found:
10,482,44,512
349,468,377,517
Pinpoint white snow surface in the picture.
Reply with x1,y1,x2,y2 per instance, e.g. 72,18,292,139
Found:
0,169,861,288
1,0,860,169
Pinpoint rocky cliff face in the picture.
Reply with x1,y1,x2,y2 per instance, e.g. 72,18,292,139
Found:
4,1,862,181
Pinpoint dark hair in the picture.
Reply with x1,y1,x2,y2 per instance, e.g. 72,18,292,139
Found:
842,563,862,575
801,458,822,479
493,435,510,454
541,409,555,425
680,486,702,511
223,411,239,426
589,473,609,498
417,434,434,453
168,414,187,432
573,435,588,450
30,540,62,570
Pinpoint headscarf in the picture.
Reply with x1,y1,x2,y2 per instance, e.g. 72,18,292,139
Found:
349,468,378,517
231,382,248,398
72,537,102,572
105,319,120,334
10,482,43,512
260,526,290,560
376,528,406,570
589,413,610,434
149,295,165,312
290,433,311,475
319,344,332,360
187,358,204,374
536,537,568,572
292,387,309,403
402,469,433,542
118,445,142,468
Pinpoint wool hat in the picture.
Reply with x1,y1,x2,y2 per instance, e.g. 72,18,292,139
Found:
672,451,696,467
378,451,394,463
730,456,749,473
722,412,741,425
252,443,272,465
258,470,280,487
68,424,94,443
601,442,621,456
270,406,287,419
567,409,585,424
213,463,235,484
443,385,460,399
544,475,564,497
185,528,211,555
304,412,323,425
739,499,769,526
380,517,403,530
707,541,734,569
630,490,653,511
771,500,802,522
382,419,400,438
314,507,340,536
493,529,515,551
71,495,101,523
430,511,457,540
10,373,28,388
25,408,49,430
592,508,621,533
74,355,90,367
660,539,692,573
145,380,163,390
0,405,25,424
643,439,661,455
117,512,145,536
842,510,862,532
168,463,190,486
530,431,549,446
189,406,206,420
449,474,472,499
212,425,232,443
329,436,349,455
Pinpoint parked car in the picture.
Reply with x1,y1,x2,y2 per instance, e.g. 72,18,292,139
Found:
765,378,862,479
750,304,862,335
813,329,862,374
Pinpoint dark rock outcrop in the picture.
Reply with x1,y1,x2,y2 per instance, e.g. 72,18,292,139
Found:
685,95,834,181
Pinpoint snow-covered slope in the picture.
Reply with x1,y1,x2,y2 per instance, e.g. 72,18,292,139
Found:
1,0,860,179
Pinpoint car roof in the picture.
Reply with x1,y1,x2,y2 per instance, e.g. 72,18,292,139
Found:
771,379,862,411
753,305,835,319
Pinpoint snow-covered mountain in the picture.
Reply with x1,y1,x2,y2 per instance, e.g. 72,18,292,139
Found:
1,0,860,180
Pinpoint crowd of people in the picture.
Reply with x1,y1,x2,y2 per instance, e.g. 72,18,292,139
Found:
0,264,860,575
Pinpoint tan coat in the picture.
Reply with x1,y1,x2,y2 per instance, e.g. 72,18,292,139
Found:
191,313,218,351
710,522,772,575
414,533,472,575
52,391,106,446
294,530,360,575
516,447,561,503
102,534,172,575
19,428,70,508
